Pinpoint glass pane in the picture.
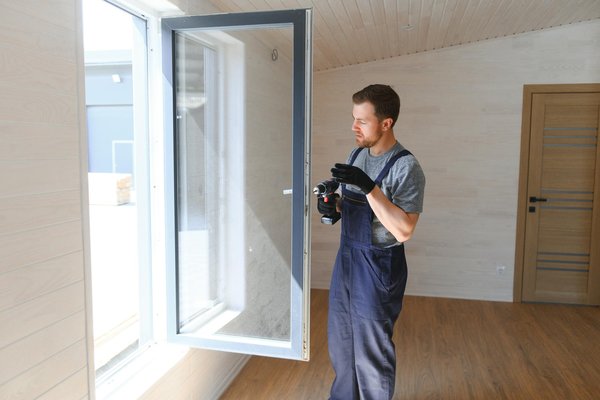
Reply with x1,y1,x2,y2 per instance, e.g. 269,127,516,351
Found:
175,34,220,331
83,0,151,378
174,24,294,342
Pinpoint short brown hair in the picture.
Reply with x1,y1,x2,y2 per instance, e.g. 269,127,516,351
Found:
352,84,400,127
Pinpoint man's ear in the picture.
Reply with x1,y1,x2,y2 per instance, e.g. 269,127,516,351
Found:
381,117,393,131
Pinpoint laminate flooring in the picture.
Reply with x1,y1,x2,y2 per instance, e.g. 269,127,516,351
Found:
220,289,600,400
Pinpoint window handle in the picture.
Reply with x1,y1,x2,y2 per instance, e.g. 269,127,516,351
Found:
529,196,547,203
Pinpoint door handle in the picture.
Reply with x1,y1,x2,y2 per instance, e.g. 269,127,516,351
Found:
529,196,547,203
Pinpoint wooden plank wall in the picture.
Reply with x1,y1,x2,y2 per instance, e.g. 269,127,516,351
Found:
0,1,91,399
311,20,600,301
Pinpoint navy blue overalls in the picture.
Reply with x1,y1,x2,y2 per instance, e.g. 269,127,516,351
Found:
328,148,411,400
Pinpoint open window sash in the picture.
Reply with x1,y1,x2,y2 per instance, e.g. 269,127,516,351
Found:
162,9,312,360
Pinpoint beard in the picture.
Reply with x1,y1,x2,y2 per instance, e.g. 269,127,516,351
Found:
355,131,383,148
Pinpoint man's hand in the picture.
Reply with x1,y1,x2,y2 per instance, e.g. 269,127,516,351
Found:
331,164,376,194
317,194,339,215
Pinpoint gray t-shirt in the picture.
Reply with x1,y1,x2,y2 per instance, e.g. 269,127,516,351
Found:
344,141,425,247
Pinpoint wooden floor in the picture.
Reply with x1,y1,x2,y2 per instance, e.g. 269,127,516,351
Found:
220,289,600,400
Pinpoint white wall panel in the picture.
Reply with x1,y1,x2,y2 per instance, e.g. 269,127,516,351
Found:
0,221,83,275
0,311,85,384
0,0,91,398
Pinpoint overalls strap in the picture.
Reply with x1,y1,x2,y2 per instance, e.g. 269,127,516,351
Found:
348,147,364,166
374,149,412,185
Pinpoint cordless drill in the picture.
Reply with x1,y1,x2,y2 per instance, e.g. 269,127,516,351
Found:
313,179,341,225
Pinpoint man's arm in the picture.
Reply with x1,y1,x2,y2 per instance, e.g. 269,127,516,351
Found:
331,162,422,242
366,186,419,243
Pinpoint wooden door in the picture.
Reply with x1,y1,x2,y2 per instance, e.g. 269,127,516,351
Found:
516,84,600,305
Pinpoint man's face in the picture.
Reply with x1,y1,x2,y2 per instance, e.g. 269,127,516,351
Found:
352,102,385,148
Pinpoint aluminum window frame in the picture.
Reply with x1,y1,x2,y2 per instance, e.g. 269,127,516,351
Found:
162,9,312,360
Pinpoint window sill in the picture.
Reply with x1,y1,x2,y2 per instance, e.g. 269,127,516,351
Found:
95,342,189,400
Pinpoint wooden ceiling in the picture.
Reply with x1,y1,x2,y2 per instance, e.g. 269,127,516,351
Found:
205,0,600,71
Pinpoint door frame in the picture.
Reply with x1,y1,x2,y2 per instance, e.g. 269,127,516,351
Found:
514,83,600,302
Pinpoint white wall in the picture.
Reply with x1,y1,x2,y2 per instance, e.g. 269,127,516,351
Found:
311,20,600,302
0,1,91,398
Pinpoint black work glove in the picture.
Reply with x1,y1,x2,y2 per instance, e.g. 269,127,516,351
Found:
331,163,376,194
317,194,339,215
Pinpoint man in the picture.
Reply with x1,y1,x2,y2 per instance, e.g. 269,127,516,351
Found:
318,84,425,400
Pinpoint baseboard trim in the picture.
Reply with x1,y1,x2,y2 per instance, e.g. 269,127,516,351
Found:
210,354,251,400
